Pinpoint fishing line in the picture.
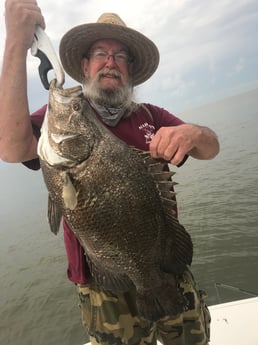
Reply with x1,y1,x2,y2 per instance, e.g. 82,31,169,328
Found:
214,282,258,304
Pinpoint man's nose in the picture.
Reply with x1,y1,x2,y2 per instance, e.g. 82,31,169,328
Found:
105,55,117,67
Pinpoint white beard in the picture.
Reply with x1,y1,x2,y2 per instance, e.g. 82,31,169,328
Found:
82,69,134,108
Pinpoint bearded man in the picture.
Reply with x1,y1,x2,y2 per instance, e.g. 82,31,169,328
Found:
0,2,219,344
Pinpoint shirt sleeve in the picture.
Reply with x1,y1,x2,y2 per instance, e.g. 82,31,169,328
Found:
144,104,185,129
22,105,47,170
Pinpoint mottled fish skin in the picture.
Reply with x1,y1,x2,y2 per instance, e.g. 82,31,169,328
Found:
38,79,193,321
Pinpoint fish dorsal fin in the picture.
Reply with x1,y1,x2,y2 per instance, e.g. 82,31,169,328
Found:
133,148,193,269
132,148,178,217
161,213,193,270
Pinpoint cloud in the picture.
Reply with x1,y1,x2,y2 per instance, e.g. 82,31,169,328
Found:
1,0,258,112
233,58,245,74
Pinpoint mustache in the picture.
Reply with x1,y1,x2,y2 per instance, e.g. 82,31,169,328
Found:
97,69,122,80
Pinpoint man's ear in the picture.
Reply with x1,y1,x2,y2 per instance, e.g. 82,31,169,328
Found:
128,62,134,77
81,58,89,76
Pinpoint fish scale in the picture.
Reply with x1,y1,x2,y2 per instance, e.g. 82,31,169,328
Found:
38,79,193,321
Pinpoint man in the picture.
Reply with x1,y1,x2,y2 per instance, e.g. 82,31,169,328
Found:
0,1,219,344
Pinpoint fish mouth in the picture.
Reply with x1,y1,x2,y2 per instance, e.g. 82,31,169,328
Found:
49,132,93,163
50,133,78,144
38,132,79,167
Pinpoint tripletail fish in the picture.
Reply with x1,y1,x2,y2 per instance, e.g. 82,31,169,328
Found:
38,79,193,321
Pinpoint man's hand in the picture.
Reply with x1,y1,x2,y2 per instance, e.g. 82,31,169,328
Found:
5,0,45,51
149,124,220,166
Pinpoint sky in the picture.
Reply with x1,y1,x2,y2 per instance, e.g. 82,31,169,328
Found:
0,0,258,114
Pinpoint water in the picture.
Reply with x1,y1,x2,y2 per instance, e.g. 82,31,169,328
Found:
176,88,258,304
0,89,258,345
0,166,87,344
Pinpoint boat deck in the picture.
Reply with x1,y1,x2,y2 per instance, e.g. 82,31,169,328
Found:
209,297,258,344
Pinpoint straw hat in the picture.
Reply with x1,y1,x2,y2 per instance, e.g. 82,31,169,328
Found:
59,13,160,86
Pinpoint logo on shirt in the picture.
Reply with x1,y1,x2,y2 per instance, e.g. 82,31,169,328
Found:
139,122,155,144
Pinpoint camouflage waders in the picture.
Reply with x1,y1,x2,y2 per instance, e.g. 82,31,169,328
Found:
77,269,211,345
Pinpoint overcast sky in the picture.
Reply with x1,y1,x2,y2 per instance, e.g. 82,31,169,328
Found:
0,0,257,113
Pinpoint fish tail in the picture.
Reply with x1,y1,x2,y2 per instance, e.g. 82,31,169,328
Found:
136,274,186,321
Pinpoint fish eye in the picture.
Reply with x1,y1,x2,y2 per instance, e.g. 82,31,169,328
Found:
72,101,81,112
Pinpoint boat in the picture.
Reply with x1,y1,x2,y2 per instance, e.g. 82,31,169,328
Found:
209,297,258,344
82,297,258,344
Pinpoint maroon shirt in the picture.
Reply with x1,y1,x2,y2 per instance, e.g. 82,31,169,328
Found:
25,103,186,284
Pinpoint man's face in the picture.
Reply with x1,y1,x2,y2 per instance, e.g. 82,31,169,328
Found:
81,39,134,107
81,39,132,90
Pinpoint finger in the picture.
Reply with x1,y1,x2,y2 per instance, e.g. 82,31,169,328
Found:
169,147,186,166
150,128,175,158
149,132,161,158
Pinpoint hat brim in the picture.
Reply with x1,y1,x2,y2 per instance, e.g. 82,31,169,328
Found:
59,23,159,86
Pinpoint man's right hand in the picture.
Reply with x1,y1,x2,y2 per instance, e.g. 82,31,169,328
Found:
4,0,45,51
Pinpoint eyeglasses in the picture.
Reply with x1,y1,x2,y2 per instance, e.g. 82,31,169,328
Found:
88,50,134,65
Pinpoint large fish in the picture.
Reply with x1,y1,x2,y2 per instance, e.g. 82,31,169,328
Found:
38,79,193,321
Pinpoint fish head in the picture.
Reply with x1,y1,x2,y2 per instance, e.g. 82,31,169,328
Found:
39,80,99,166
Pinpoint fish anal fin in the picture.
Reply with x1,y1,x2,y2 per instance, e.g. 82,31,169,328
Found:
85,253,134,292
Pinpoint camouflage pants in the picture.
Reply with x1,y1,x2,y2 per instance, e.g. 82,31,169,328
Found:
77,269,211,345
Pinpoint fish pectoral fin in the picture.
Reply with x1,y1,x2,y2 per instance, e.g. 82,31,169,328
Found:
47,194,62,235
61,172,78,210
